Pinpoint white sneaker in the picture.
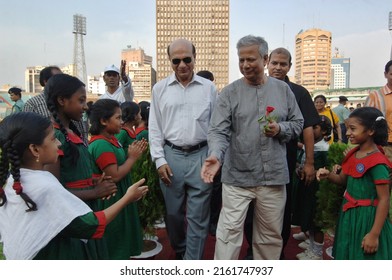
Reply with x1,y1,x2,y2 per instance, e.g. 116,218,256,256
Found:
325,246,334,259
293,231,307,241
297,250,322,260
305,250,323,260
296,250,309,259
298,240,309,250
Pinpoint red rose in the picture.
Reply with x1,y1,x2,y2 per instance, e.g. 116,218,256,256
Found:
266,106,275,113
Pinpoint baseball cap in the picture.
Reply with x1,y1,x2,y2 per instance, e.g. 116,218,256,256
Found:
339,96,348,102
104,64,120,74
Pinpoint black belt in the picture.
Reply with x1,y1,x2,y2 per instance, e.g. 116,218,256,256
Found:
165,140,207,153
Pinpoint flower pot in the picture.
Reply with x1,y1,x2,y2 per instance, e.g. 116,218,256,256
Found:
132,238,162,260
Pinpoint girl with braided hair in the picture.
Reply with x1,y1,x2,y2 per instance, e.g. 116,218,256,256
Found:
115,101,143,152
317,107,392,259
136,101,150,141
44,73,118,259
0,112,148,259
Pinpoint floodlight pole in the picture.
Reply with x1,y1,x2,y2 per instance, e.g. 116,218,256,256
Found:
73,14,87,84
389,11,392,60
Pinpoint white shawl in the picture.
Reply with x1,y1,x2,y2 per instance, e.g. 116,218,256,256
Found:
0,169,91,259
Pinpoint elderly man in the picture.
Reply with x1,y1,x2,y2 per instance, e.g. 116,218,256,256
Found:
201,35,303,260
244,47,320,259
149,38,218,260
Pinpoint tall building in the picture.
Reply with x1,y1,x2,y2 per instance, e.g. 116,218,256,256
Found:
25,66,44,94
25,65,74,94
122,46,153,66
87,75,105,96
295,28,332,93
121,47,156,101
128,62,157,102
156,0,229,90
331,49,350,89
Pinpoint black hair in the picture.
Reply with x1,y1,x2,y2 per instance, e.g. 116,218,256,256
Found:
138,101,150,126
120,101,140,123
0,112,52,211
269,47,292,66
87,99,121,135
196,70,214,81
39,66,61,87
8,87,22,97
385,60,392,73
45,74,85,164
316,115,333,137
314,94,327,103
349,107,389,146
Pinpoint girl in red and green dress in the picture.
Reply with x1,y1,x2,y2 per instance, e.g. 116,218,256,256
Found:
0,112,148,259
44,74,118,259
135,101,150,141
317,107,392,259
116,101,141,151
88,99,147,259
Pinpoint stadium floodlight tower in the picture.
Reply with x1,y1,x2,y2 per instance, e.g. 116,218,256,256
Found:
389,11,392,60
73,14,87,84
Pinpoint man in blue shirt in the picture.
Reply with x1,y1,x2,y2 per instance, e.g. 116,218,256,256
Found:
332,96,350,143
8,87,24,114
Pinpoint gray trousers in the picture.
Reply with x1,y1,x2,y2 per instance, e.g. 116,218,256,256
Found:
160,144,212,259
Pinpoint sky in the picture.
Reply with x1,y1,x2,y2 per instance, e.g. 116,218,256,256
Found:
1,0,391,89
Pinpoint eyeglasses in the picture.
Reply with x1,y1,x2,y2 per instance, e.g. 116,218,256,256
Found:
171,57,192,65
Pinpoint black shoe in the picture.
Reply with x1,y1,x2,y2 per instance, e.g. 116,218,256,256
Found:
244,246,253,260
243,254,253,260
175,252,185,260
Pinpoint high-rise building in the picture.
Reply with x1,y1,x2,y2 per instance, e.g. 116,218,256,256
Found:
128,62,157,102
331,49,350,89
156,0,229,90
295,28,332,93
122,46,153,66
25,66,44,94
25,65,74,94
121,47,156,101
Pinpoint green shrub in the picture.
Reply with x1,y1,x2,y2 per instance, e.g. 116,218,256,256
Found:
132,146,166,236
0,243,4,260
315,143,348,232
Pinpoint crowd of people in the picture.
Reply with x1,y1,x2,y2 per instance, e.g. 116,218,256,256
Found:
1,35,392,260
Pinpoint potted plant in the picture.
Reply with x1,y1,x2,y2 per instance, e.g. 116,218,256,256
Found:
315,142,348,258
132,146,166,257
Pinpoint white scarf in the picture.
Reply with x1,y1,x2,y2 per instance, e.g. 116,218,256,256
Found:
0,169,91,259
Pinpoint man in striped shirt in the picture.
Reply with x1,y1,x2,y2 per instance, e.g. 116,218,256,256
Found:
23,66,62,118
365,60,392,157
23,66,88,145
365,59,392,218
